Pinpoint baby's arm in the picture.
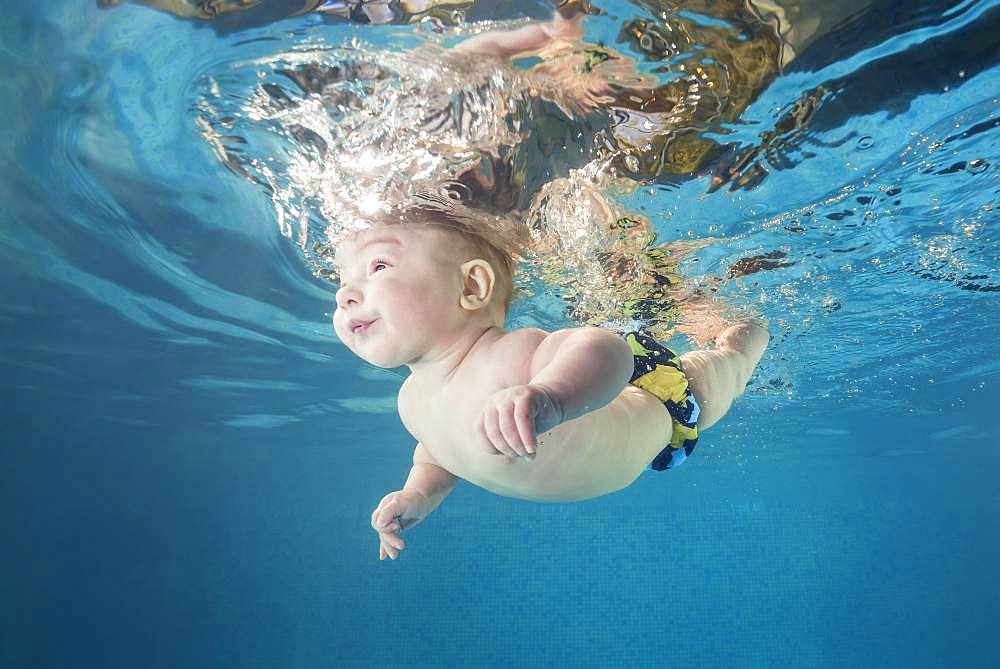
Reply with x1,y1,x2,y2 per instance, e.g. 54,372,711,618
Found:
451,13,584,59
529,327,634,423
371,443,457,560
475,327,634,458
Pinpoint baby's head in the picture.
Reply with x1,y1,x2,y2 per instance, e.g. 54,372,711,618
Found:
332,200,520,368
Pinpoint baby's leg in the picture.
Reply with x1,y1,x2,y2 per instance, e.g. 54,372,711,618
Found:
679,320,769,431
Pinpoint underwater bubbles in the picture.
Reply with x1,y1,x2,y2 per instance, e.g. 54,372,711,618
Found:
966,158,989,174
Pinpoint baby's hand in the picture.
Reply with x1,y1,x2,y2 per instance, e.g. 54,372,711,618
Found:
371,490,429,561
474,384,564,459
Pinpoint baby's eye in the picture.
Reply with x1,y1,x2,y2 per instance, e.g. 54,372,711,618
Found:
370,258,390,273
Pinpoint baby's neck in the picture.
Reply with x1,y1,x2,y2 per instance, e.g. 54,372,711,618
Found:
406,323,505,387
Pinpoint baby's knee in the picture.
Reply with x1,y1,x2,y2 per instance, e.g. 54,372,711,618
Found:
718,319,769,362
711,321,767,395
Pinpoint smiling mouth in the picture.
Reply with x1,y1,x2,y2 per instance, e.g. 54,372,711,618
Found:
352,319,376,336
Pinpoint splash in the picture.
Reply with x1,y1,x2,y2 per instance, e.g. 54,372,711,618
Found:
191,8,796,331
196,36,537,253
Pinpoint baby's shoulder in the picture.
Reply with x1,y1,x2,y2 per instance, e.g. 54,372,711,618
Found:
474,327,550,383
491,327,550,359
496,326,550,348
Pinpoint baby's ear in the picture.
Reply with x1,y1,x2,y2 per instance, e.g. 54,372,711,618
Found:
459,259,496,311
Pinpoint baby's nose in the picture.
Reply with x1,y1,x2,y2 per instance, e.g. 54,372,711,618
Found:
335,284,361,308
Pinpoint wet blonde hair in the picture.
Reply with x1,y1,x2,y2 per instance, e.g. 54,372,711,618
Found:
370,193,527,317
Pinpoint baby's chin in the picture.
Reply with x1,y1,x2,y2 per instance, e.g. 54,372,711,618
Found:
360,356,404,369
351,345,409,370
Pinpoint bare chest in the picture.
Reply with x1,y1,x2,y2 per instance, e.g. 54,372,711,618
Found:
398,376,505,472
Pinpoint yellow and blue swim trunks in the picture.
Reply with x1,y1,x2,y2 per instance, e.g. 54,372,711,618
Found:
624,331,700,470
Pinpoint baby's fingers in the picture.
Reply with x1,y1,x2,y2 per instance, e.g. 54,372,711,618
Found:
372,499,401,531
375,519,401,536
480,408,517,457
497,404,530,458
474,412,505,456
372,500,403,533
512,396,537,454
379,532,405,561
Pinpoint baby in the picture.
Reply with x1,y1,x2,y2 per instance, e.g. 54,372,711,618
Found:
332,202,769,560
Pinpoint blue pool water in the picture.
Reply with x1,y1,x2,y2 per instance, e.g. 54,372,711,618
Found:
2,0,998,666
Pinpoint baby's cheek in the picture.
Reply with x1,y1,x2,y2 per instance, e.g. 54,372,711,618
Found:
331,312,349,343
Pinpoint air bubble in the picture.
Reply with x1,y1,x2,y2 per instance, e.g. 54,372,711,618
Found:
967,159,989,174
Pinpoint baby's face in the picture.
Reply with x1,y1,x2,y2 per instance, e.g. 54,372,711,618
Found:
332,225,467,368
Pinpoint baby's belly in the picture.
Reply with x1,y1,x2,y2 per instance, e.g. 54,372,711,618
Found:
457,386,671,502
